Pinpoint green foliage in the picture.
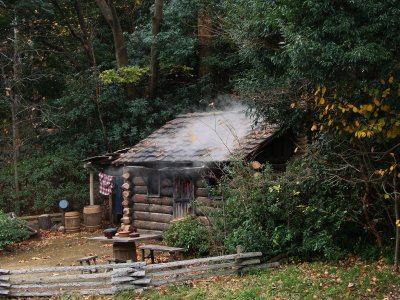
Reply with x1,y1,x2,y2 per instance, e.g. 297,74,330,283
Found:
0,211,29,249
164,217,212,256
212,156,365,260
99,66,149,84
223,0,400,129
0,148,87,214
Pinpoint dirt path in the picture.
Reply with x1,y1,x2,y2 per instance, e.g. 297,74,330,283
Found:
0,231,117,270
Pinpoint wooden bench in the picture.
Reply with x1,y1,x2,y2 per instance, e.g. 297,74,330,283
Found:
76,255,97,274
139,244,184,264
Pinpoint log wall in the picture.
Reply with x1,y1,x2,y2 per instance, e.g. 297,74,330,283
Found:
127,169,174,232
125,168,216,232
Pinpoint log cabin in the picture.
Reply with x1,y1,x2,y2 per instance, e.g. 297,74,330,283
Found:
84,109,305,234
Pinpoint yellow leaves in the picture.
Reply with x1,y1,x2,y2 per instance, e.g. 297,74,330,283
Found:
268,185,281,193
382,88,391,98
396,220,400,227
355,131,367,138
337,104,348,113
384,194,390,199
311,80,399,142
290,103,296,109
374,169,386,176
311,123,318,131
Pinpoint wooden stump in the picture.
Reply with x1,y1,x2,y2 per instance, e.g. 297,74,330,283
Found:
37,214,52,230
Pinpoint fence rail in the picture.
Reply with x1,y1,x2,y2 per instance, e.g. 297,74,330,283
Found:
0,251,279,297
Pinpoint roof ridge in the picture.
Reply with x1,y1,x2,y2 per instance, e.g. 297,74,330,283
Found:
175,110,245,118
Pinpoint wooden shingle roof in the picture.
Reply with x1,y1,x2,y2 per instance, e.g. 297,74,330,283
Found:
113,110,279,165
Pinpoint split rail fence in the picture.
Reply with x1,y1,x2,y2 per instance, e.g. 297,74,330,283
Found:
0,251,279,297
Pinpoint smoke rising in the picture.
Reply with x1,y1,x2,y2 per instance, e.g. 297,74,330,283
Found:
148,96,258,162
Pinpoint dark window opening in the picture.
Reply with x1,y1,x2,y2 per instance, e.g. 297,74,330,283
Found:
147,170,160,197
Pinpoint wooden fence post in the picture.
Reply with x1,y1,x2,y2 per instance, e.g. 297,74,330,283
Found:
235,245,245,275
0,269,10,296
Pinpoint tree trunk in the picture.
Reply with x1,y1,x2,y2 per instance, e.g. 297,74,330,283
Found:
197,8,212,77
75,1,111,151
149,0,163,99
362,181,383,248
11,18,21,214
74,1,96,68
394,168,399,272
95,0,137,98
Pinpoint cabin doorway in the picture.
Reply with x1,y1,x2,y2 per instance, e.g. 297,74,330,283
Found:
173,176,194,219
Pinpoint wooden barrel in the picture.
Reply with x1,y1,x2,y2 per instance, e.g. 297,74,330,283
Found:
64,211,81,233
83,205,102,231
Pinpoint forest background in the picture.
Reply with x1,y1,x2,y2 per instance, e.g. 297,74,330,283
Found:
1,0,400,264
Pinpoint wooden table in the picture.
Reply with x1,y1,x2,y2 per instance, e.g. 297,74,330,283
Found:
88,234,162,262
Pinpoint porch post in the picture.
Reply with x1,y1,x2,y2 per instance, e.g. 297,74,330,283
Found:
89,170,94,205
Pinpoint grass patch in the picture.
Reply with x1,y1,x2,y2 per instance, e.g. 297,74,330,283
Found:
58,260,400,300
134,259,400,300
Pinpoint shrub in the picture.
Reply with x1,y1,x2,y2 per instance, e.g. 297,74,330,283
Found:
0,211,30,249
210,155,366,261
164,217,211,256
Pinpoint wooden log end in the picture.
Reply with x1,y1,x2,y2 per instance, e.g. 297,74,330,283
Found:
251,161,262,170
122,182,131,190
122,191,131,198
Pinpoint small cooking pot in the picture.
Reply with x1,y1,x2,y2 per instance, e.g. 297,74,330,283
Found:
103,228,117,239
